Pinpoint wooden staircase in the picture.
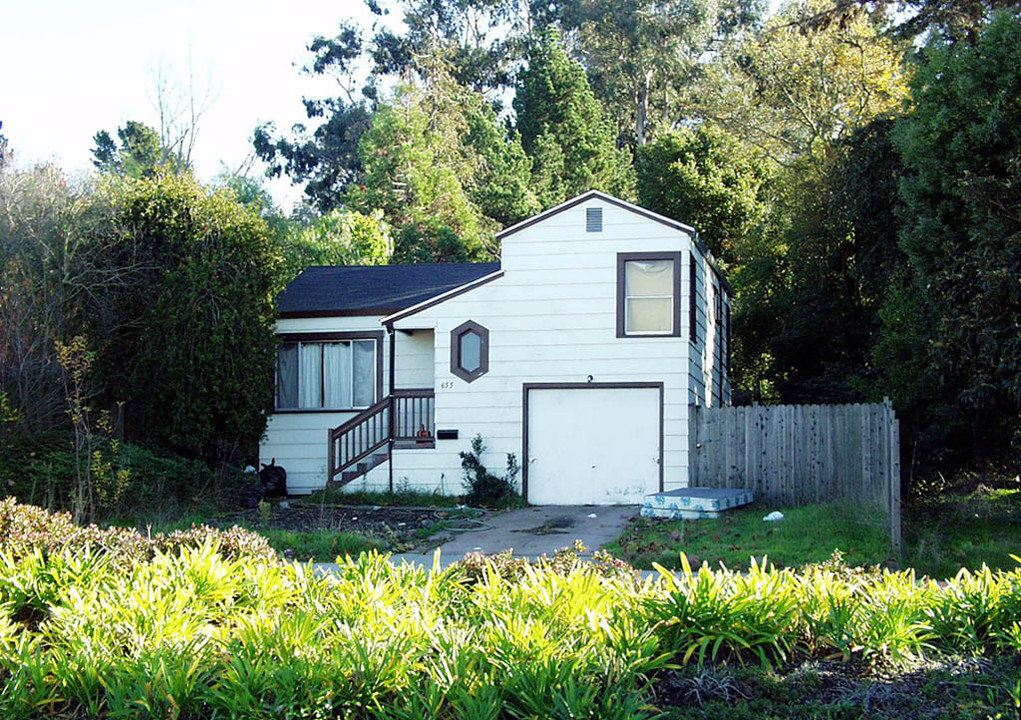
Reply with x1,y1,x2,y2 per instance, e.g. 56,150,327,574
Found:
327,389,434,487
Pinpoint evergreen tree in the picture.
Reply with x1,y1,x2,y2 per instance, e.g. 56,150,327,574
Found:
91,121,165,178
874,13,1021,464
514,29,635,206
348,60,537,261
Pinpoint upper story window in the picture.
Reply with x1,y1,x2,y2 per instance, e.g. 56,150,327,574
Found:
616,252,682,338
276,334,379,411
450,320,489,382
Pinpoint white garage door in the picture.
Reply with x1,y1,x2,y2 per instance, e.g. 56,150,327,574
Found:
526,386,661,505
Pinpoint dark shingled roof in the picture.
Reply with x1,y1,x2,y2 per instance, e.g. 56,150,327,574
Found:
277,262,501,317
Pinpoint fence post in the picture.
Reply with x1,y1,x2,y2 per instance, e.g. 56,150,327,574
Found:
887,400,903,557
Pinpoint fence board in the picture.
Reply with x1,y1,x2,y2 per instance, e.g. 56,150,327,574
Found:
691,402,901,555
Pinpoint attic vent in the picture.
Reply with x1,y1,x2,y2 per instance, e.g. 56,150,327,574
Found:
586,207,603,232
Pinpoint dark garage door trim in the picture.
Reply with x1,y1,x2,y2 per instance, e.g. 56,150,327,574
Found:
521,382,665,503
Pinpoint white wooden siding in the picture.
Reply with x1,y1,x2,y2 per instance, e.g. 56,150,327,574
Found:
388,198,700,495
263,193,732,496
394,329,434,388
260,315,391,494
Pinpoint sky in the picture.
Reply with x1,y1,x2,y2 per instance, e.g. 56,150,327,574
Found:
0,0,391,211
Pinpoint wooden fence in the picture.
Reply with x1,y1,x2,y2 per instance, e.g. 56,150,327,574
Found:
691,400,901,554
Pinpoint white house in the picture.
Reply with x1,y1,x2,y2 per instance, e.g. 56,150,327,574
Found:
260,191,732,504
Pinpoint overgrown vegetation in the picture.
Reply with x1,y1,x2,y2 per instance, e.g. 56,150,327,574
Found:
459,434,522,509
0,432,244,525
0,498,275,563
0,536,1018,718
903,486,1021,579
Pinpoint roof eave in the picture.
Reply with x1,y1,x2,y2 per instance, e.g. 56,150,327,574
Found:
382,270,506,327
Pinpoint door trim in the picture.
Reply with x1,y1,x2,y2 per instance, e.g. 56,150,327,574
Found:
521,382,665,503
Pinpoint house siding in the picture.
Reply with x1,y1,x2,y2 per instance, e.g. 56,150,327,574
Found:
260,315,392,494
386,198,716,496
262,193,731,498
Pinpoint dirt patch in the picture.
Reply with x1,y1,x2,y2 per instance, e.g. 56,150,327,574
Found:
652,654,1020,719
208,503,470,545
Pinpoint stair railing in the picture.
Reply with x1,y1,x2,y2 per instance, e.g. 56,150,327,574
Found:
327,388,437,484
328,397,391,483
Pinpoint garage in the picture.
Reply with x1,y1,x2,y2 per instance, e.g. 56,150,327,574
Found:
524,383,662,505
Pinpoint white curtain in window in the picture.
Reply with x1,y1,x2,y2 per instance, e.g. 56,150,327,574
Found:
626,260,673,296
352,340,375,407
276,343,299,409
626,260,673,333
299,344,323,409
323,342,352,409
627,298,673,332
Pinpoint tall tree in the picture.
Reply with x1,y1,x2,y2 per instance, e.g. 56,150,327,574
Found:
769,118,907,403
636,123,779,400
799,0,1021,44
695,0,910,168
514,29,635,206
91,121,164,178
556,0,763,146
636,124,773,265
348,60,537,261
254,99,373,214
98,173,280,461
874,12,1021,463
254,0,531,212
365,0,530,94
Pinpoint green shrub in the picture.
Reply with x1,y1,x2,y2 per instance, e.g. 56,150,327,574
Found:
459,434,522,509
0,433,238,520
0,538,1019,718
0,498,275,563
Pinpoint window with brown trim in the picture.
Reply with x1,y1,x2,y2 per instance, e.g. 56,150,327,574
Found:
616,252,682,338
275,333,381,411
450,320,489,382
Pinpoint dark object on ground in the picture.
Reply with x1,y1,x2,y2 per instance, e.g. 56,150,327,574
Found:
260,459,288,498
515,515,575,535
241,473,264,509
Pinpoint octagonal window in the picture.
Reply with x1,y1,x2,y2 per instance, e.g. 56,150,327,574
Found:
450,320,489,383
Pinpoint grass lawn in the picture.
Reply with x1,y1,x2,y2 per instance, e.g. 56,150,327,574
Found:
605,503,895,572
605,490,1021,578
903,487,1021,578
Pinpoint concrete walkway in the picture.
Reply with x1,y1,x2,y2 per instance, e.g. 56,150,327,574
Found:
317,505,640,572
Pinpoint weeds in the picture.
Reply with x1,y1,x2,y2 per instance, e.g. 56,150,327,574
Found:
459,434,522,509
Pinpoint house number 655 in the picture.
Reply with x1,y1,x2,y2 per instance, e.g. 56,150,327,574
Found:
441,380,455,389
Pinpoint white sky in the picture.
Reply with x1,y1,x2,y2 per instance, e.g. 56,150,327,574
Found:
2,1,785,213
0,0,391,211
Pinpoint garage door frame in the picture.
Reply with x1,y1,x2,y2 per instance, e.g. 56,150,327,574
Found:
521,382,664,503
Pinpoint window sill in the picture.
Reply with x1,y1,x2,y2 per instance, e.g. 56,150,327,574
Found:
618,332,680,338
273,408,372,414
394,440,435,450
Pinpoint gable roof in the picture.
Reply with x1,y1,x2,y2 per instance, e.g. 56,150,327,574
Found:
277,262,501,318
497,189,732,296
497,190,697,241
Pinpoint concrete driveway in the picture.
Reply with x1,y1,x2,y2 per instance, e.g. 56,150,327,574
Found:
390,504,639,568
